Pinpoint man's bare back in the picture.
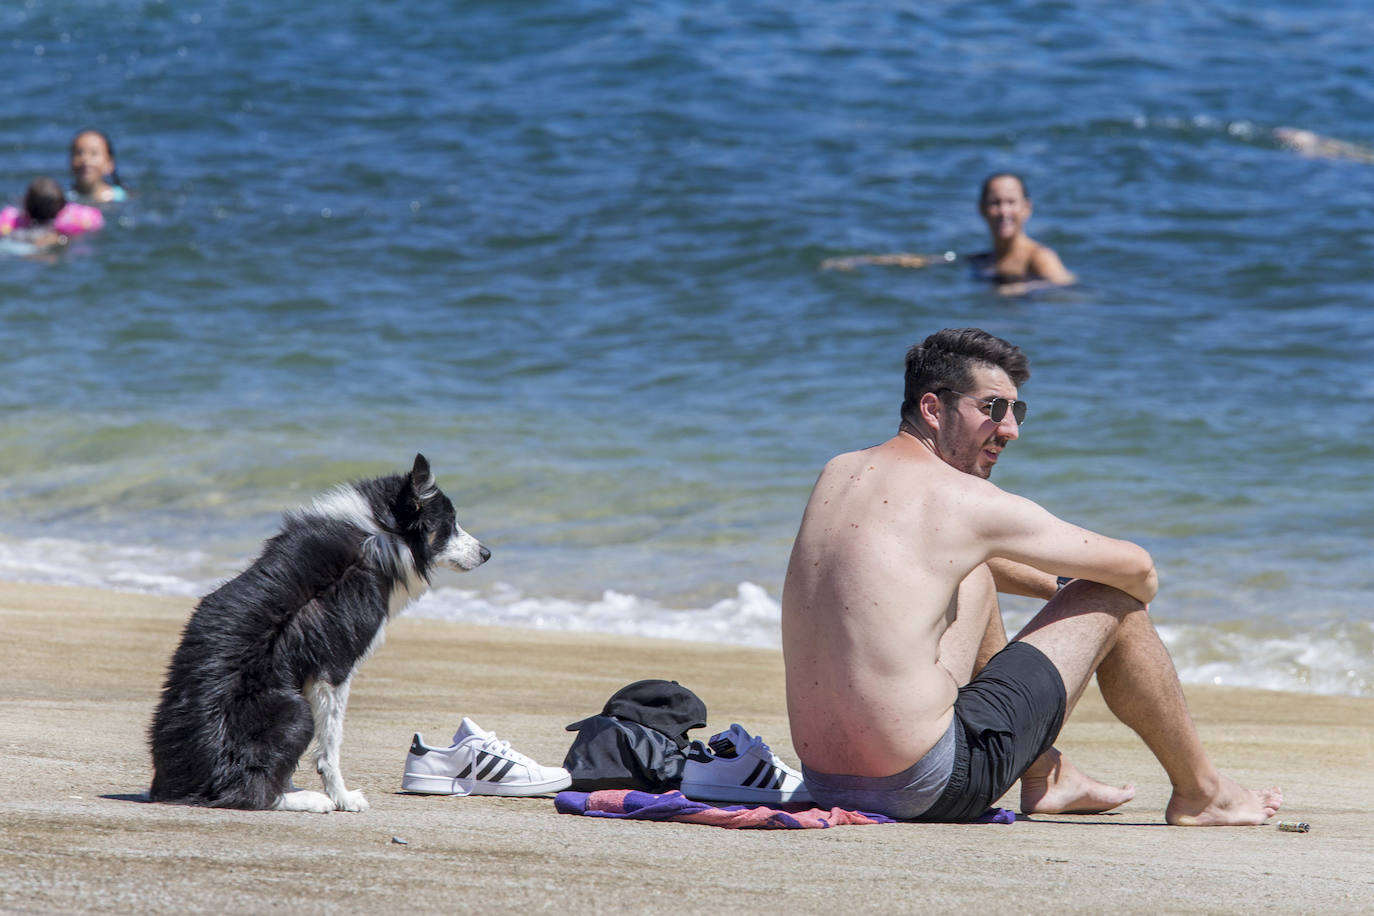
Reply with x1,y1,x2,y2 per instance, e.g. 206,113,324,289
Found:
782,436,986,776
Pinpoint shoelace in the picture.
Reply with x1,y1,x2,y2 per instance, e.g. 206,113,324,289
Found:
474,734,538,768
724,730,804,780
743,734,769,757
712,728,768,760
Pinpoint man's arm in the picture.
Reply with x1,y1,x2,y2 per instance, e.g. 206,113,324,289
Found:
987,557,1058,600
975,487,1157,605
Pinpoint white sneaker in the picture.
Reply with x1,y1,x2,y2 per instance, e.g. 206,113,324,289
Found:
401,717,572,797
679,723,811,804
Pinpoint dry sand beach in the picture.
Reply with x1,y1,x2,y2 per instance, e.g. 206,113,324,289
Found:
2,582,1371,914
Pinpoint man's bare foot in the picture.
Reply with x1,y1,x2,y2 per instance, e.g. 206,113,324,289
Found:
1165,777,1282,826
1019,748,1136,815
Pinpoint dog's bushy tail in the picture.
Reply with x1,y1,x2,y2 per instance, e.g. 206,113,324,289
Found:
148,686,315,809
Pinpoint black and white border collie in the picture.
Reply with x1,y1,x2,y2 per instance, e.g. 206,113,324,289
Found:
148,454,489,812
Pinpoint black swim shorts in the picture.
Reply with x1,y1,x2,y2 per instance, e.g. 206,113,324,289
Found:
915,640,1067,823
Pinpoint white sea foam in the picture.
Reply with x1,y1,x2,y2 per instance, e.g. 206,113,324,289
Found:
0,536,209,597
405,580,785,648
1156,622,1373,698
1,534,1369,698
410,586,1373,698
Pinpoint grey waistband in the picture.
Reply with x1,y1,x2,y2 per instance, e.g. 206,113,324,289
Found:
800,717,957,820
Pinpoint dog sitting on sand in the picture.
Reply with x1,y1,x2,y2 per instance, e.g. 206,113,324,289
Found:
148,454,489,812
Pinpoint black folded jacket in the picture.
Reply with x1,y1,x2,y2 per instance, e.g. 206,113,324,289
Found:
563,679,708,791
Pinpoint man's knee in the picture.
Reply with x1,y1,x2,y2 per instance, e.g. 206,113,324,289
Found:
1058,579,1147,619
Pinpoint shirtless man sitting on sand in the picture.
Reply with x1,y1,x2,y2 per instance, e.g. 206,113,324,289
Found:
781,328,1281,825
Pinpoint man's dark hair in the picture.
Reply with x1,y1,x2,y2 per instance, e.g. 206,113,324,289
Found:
23,177,66,223
901,328,1030,424
979,171,1029,207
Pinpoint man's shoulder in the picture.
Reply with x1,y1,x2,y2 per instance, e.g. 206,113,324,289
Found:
822,438,988,495
823,439,890,468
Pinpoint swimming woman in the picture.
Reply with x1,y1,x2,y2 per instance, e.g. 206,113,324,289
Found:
821,172,1077,295
69,129,127,204
969,172,1075,295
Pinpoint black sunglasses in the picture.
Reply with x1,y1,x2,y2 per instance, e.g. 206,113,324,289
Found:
939,389,1028,424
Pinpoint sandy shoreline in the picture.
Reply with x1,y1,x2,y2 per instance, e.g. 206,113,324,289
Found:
2,581,1370,914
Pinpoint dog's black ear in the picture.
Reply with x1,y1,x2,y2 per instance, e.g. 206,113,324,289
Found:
410,453,437,499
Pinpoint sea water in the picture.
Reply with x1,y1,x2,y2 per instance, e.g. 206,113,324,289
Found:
1,0,1370,697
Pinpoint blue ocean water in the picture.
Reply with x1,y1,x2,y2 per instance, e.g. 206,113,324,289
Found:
1,0,1370,696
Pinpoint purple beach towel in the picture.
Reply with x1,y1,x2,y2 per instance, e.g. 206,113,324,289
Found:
555,789,1017,828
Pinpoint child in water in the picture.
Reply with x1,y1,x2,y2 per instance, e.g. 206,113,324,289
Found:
0,176,105,251
69,129,127,203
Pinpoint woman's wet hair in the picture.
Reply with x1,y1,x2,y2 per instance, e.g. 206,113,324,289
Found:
23,176,67,223
978,172,1028,207
901,328,1030,423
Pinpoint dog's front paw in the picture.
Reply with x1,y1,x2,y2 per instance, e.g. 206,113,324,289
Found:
275,790,335,814
335,789,369,812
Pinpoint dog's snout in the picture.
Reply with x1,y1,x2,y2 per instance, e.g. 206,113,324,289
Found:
479,545,492,562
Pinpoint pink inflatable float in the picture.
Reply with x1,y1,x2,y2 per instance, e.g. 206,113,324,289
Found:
0,201,105,237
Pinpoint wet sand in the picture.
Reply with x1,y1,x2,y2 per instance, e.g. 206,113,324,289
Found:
2,582,1370,914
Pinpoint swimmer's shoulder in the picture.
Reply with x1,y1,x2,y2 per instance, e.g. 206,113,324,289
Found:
68,185,128,204
1025,241,1074,284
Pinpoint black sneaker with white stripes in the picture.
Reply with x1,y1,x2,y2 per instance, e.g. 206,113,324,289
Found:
679,723,811,804
402,717,571,796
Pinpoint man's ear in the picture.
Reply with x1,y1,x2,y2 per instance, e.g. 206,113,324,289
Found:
919,391,944,430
